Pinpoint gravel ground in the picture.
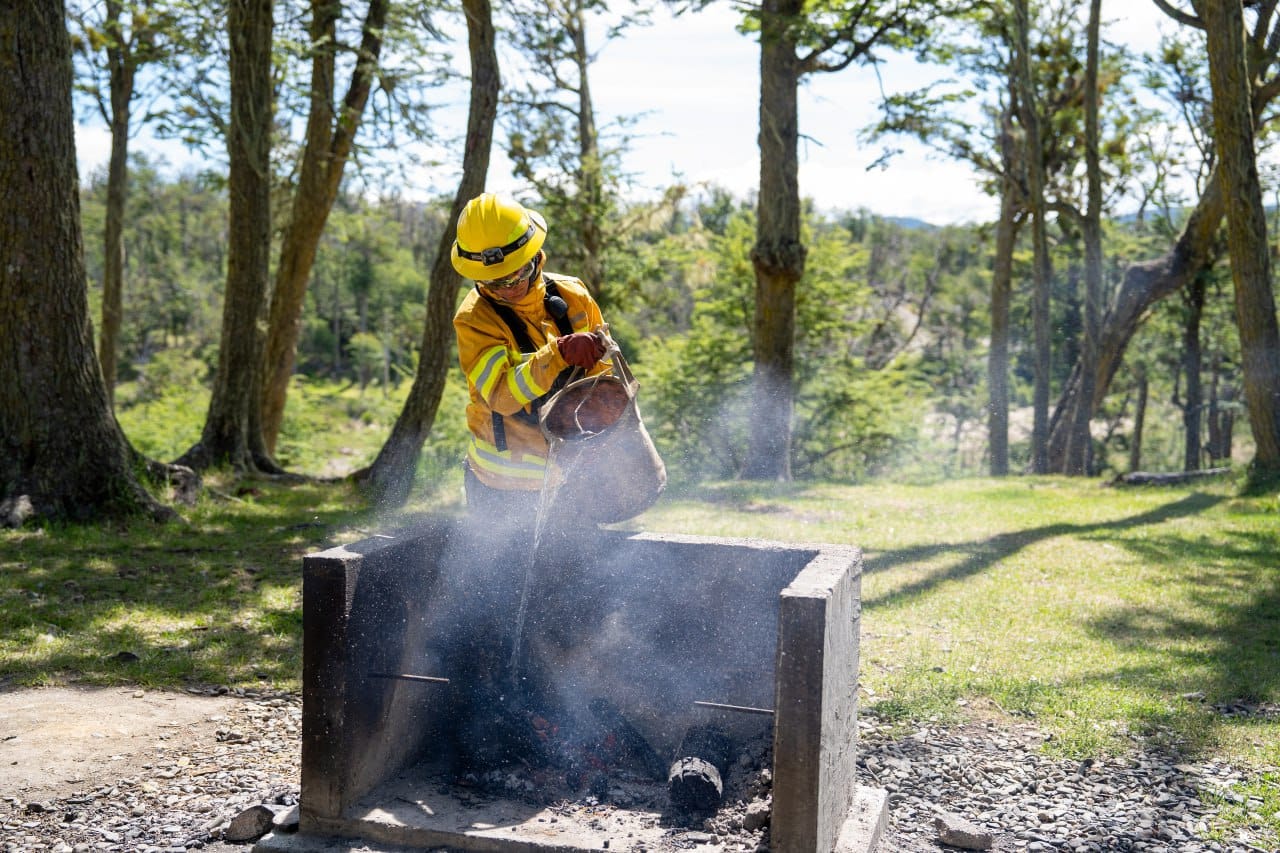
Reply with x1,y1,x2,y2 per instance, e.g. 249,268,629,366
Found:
858,715,1275,853
2,690,1274,852
2,690,300,853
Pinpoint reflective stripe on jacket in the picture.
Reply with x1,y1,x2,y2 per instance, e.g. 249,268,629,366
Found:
453,272,607,491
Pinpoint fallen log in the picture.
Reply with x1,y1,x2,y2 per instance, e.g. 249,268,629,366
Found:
1110,467,1231,487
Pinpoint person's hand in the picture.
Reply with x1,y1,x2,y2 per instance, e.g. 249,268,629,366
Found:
557,331,606,368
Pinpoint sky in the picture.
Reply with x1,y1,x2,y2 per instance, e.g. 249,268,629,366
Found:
74,2,1178,227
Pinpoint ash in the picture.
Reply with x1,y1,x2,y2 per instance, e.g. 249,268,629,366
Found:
451,729,776,852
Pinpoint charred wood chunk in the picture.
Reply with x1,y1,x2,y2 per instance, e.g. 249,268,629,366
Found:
451,682,553,775
588,771,611,802
668,725,733,814
678,725,732,775
588,698,667,780
668,756,723,814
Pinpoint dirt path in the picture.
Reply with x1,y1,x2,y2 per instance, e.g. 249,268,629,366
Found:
0,686,239,803
0,686,300,852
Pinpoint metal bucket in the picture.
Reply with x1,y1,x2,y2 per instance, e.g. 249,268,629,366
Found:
539,347,666,524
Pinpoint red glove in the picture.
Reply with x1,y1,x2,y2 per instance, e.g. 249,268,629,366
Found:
557,332,606,368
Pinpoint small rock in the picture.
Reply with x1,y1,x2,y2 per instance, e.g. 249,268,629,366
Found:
0,494,34,527
934,809,994,850
271,803,300,833
223,804,275,842
743,799,771,832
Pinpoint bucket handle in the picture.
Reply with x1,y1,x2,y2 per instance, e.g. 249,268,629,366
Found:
561,336,637,399
542,338,637,439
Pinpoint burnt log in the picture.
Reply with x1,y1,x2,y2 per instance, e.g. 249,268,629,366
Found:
588,697,667,780
450,681,554,776
668,757,723,813
668,725,733,814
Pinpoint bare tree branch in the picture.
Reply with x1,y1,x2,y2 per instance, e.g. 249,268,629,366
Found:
1153,0,1203,29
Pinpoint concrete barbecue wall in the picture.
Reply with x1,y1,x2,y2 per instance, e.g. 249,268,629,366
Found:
293,519,875,853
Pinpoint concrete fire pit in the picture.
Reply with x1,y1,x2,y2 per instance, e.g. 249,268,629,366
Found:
255,519,886,853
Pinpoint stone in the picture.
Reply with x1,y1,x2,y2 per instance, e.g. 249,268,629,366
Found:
934,809,994,850
743,799,771,832
223,804,275,842
0,495,34,528
271,803,300,832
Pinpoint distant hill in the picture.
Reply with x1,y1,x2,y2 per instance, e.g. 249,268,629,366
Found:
881,215,940,231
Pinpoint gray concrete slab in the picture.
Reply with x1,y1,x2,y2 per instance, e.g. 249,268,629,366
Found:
254,783,888,853
835,786,889,853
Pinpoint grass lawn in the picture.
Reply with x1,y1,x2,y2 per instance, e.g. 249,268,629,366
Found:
1,472,1276,843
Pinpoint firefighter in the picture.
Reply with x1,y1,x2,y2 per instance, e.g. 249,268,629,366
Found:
450,192,611,517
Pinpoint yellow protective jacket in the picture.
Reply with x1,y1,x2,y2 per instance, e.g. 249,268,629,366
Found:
454,272,608,491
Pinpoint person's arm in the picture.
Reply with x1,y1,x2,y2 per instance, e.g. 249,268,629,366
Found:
455,313,569,416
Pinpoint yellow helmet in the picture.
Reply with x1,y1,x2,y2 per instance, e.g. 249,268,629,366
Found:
451,193,547,280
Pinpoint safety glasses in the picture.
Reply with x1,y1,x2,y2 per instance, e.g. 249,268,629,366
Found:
478,259,535,292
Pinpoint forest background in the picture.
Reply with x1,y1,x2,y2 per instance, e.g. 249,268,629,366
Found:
45,0,1280,506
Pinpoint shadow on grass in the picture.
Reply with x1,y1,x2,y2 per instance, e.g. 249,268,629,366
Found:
1079,527,1280,707
865,489,1279,763
862,491,1226,609
0,482,365,691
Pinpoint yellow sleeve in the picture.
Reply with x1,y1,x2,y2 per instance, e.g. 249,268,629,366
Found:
454,303,570,416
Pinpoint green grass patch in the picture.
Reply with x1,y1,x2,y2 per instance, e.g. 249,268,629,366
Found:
0,477,457,692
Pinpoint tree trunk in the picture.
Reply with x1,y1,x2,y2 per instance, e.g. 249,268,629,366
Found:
572,2,606,302
98,0,135,407
1013,0,1051,474
260,0,390,453
353,0,499,507
1062,0,1103,476
1181,275,1205,471
1207,360,1236,464
177,0,275,473
0,0,171,524
331,265,342,375
1046,165,1226,468
988,146,1019,477
1129,371,1147,474
744,0,805,481
1200,0,1280,481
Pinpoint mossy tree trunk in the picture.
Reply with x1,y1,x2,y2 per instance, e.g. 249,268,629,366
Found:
177,0,276,473
1181,274,1206,471
1198,0,1280,481
1046,166,1227,469
354,0,499,506
1061,0,1103,476
1012,0,1051,475
0,0,171,524
744,0,804,482
988,101,1021,477
96,0,136,408
259,0,390,454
